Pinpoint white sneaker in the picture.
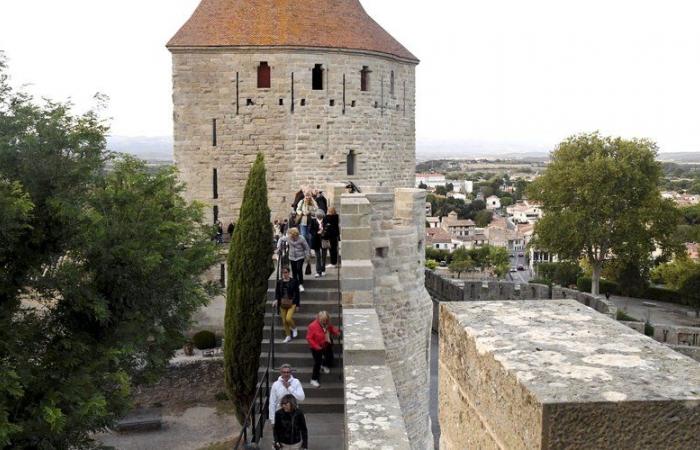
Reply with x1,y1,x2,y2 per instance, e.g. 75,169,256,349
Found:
327,264,336,269
314,273,320,278
321,272,326,277
292,328,298,338
283,336,292,343
310,379,320,388
321,365,330,374
299,285,305,292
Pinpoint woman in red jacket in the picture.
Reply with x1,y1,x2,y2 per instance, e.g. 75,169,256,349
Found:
306,310,341,387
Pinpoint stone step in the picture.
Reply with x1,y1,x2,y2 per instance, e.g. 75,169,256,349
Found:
264,312,343,326
268,277,339,290
262,325,343,340
258,365,344,382
289,397,344,414
267,288,340,301
261,338,344,352
259,378,344,399
260,351,343,368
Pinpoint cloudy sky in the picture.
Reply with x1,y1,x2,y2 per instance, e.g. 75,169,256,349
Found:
1,0,699,152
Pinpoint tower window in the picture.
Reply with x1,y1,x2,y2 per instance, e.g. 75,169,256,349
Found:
213,205,219,223
212,168,218,199
279,98,284,106
347,150,356,176
360,66,371,92
390,70,395,96
212,119,217,146
312,64,324,90
257,62,271,88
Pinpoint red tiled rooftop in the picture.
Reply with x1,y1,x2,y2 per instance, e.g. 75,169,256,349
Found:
167,0,418,63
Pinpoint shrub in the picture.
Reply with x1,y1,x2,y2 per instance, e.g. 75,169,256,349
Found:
644,322,655,337
193,330,217,349
425,259,438,270
576,277,619,295
536,261,582,287
616,310,638,322
641,286,684,305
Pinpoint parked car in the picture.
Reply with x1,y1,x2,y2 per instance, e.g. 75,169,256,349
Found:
517,265,525,271
518,252,524,257
439,260,447,267
509,268,517,273
509,254,515,258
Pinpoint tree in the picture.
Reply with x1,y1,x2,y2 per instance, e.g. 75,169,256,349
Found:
474,210,493,227
449,257,473,279
651,257,700,290
500,195,513,207
445,182,454,192
487,246,511,278
679,272,700,317
224,153,274,424
0,55,219,448
434,185,448,196
528,132,680,295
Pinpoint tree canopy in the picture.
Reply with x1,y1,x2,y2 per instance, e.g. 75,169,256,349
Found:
0,54,219,448
528,132,680,295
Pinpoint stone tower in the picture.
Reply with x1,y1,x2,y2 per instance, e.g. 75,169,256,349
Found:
167,0,419,223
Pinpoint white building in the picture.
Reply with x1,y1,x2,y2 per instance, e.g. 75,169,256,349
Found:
415,173,446,189
485,195,501,210
507,201,543,224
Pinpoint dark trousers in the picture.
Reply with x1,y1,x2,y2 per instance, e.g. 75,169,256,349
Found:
328,238,339,265
290,259,304,285
314,248,326,274
310,344,335,381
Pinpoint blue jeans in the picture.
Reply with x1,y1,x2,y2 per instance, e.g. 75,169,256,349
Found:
314,248,326,274
300,223,311,244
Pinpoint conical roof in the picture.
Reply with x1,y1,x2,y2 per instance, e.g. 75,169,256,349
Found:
167,0,418,63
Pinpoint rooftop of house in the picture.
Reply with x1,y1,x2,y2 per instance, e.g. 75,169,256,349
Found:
167,0,418,62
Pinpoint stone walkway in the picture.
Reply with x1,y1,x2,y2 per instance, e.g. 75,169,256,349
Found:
610,295,700,326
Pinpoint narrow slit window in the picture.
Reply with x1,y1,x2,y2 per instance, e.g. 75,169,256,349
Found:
360,66,371,92
390,70,395,96
257,62,271,88
301,99,306,106
279,98,284,106
312,64,324,90
347,150,356,176
212,119,217,146
212,168,218,199
213,205,219,223
219,264,225,287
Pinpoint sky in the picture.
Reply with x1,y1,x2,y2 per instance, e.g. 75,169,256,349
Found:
1,0,699,153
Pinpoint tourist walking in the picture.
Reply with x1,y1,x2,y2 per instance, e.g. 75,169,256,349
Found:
314,189,328,213
277,228,310,292
273,394,308,450
274,267,301,342
292,185,306,209
308,210,328,277
269,364,305,425
306,311,341,387
227,221,235,237
295,191,317,244
325,206,340,267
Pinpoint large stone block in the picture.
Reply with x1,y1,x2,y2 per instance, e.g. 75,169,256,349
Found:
343,308,386,366
439,300,700,450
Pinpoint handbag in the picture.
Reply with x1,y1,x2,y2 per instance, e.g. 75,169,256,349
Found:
305,262,312,275
321,239,331,249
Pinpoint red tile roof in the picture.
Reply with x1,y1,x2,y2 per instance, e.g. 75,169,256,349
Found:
167,0,418,63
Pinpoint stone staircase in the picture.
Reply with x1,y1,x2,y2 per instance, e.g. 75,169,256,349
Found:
260,266,344,414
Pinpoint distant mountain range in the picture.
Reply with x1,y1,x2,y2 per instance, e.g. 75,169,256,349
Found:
106,135,700,164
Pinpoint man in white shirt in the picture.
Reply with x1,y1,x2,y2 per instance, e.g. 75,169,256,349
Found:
269,364,306,424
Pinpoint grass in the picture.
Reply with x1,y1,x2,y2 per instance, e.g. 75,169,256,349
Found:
615,309,638,322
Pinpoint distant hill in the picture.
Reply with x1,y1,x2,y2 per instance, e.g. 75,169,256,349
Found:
106,136,173,162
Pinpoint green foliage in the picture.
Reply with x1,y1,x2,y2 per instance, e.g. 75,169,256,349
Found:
426,193,485,221
616,310,638,322
576,277,619,295
679,272,700,312
487,246,511,278
641,286,684,305
224,153,273,424
535,261,582,287
434,185,448,196
650,257,700,290
528,132,680,294
500,195,513,207
424,259,438,270
644,322,655,337
448,258,473,278
474,210,493,227
425,247,451,263
0,56,218,448
602,257,649,297
193,330,217,350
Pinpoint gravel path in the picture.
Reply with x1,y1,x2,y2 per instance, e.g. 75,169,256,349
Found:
96,406,239,450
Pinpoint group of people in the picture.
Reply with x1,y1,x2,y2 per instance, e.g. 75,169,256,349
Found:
214,220,235,244
268,310,340,450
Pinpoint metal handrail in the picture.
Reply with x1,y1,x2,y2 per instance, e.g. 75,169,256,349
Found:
233,242,287,449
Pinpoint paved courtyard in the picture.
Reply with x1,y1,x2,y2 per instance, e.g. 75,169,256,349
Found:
610,294,700,327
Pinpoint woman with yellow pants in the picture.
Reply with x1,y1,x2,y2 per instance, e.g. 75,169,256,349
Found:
274,267,301,343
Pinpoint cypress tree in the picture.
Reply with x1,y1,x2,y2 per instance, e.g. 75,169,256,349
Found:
224,153,274,424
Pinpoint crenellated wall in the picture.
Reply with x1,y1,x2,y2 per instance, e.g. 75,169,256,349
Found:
339,187,434,450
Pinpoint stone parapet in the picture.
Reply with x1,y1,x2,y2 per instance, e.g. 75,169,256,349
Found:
439,300,700,450
343,309,386,366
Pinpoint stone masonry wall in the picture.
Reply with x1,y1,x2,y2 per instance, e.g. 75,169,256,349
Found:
172,49,416,223
340,188,434,450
